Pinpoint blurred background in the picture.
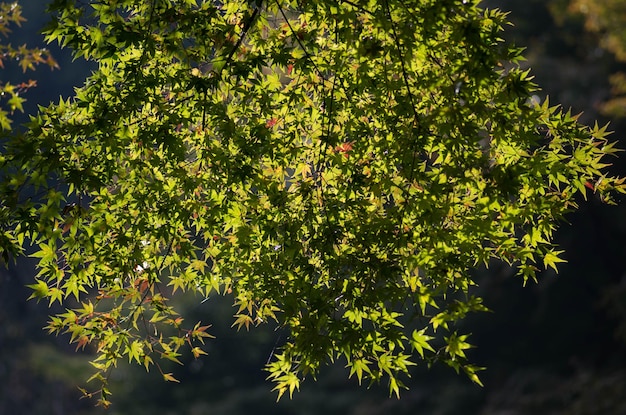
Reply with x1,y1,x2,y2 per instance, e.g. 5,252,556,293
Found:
1,0,626,414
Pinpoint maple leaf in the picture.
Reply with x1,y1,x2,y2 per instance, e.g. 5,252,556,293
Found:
334,142,354,158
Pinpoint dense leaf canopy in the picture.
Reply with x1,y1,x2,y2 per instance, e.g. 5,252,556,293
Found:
0,0,624,406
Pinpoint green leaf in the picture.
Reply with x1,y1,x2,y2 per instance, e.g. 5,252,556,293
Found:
410,329,436,358
126,340,144,365
27,279,49,301
543,250,566,272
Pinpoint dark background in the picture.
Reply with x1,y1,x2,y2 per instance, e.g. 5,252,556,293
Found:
1,1,626,414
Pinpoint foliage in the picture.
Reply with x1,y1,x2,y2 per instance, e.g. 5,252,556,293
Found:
0,0,624,407
0,2,58,126
0,2,58,263
568,0,626,60
567,0,626,117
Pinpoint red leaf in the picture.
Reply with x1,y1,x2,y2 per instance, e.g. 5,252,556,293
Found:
334,142,353,158
75,336,89,351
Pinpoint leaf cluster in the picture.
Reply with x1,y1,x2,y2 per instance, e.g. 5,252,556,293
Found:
0,2,57,129
1,2,58,266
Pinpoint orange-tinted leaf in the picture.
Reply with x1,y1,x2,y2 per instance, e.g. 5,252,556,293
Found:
75,336,90,351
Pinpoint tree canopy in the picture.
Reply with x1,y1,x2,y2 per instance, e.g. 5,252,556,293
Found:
1,0,624,407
